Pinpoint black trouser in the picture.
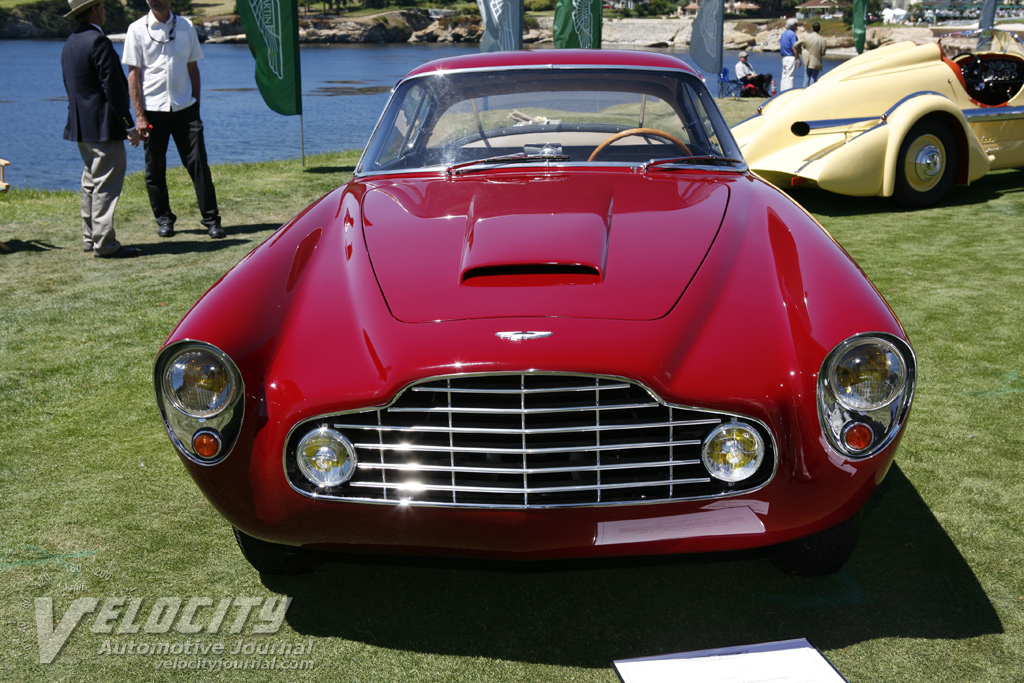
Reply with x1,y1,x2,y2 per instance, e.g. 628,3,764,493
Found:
741,74,772,95
143,103,220,229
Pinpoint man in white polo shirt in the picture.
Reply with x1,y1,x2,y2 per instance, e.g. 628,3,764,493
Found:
123,0,224,239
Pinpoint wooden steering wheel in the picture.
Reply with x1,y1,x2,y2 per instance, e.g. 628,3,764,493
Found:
588,128,691,161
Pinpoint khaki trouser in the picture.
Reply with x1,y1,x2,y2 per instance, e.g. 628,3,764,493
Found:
77,140,126,255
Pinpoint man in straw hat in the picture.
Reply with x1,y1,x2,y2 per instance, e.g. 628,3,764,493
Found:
61,0,142,258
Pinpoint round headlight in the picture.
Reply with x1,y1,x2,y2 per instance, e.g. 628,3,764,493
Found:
296,428,357,488
162,347,237,418
828,338,907,411
702,423,764,483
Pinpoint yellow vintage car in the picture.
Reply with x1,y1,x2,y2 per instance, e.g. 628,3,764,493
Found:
732,28,1024,207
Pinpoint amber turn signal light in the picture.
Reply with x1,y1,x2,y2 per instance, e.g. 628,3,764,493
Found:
842,423,874,452
192,430,223,460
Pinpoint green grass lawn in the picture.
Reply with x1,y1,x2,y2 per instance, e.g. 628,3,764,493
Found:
1,116,1023,681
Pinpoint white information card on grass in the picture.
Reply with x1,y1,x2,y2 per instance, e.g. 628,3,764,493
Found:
613,638,849,683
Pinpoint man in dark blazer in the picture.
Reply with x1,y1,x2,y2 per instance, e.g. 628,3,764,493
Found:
62,0,141,258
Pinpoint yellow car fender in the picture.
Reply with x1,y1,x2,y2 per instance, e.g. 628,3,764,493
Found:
879,93,990,196
812,126,890,197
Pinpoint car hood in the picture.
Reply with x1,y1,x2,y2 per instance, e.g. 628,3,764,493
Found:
359,171,731,322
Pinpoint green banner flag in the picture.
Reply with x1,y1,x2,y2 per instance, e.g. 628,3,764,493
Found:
238,0,302,116
478,0,523,52
853,0,866,54
553,0,602,49
689,0,723,76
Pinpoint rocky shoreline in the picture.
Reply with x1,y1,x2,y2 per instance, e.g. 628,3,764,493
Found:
0,7,938,53
193,12,936,55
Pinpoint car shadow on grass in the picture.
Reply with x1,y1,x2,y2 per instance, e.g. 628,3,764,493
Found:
788,168,1024,218
304,165,356,175
260,464,1001,668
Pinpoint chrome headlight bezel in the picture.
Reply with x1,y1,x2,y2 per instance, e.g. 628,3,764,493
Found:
295,427,358,488
818,333,916,459
154,341,245,466
701,422,766,483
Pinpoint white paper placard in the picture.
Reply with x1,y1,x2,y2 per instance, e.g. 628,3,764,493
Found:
613,638,849,683
595,506,765,546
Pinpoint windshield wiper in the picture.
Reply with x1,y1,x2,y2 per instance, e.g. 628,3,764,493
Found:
643,155,745,172
446,153,571,177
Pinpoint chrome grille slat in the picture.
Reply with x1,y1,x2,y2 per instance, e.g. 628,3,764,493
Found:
410,382,632,394
330,418,720,435
349,477,712,495
285,374,775,508
357,459,702,475
352,439,702,456
386,402,658,415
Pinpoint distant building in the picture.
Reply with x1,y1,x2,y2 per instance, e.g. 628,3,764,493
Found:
683,0,759,15
795,0,844,18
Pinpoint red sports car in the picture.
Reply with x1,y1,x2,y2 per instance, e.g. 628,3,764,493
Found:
155,50,916,575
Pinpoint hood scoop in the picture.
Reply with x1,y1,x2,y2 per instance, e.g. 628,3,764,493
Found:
361,174,730,322
460,211,609,287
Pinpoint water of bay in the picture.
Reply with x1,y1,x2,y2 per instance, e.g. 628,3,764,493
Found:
0,39,835,191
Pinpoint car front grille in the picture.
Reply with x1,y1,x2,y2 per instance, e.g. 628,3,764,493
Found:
285,374,775,508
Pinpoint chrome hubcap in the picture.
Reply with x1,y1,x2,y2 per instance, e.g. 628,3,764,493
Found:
914,144,943,182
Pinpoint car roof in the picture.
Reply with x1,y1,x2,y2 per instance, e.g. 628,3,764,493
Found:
403,49,700,80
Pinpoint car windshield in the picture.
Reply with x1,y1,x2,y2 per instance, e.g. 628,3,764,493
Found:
355,67,744,175
938,28,1024,60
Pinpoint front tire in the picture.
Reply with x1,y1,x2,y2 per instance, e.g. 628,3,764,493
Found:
233,527,321,575
892,118,958,209
769,513,861,576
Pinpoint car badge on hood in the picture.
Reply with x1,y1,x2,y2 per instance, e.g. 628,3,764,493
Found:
496,331,553,342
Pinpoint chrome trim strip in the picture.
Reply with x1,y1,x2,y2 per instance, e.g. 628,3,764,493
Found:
882,90,948,117
400,61,696,82
359,161,745,179
791,116,882,137
963,105,1024,122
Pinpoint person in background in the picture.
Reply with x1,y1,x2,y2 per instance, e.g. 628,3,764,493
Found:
779,18,801,92
796,22,828,87
734,52,772,97
122,0,225,239
61,0,142,259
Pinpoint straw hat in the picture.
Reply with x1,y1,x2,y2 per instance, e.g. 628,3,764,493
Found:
64,0,103,18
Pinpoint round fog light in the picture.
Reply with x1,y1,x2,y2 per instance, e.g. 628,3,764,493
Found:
296,428,357,488
702,423,765,483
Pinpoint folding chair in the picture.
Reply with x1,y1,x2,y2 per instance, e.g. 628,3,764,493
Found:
719,68,743,98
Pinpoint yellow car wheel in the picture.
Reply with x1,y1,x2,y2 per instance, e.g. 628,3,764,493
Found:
893,119,958,209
